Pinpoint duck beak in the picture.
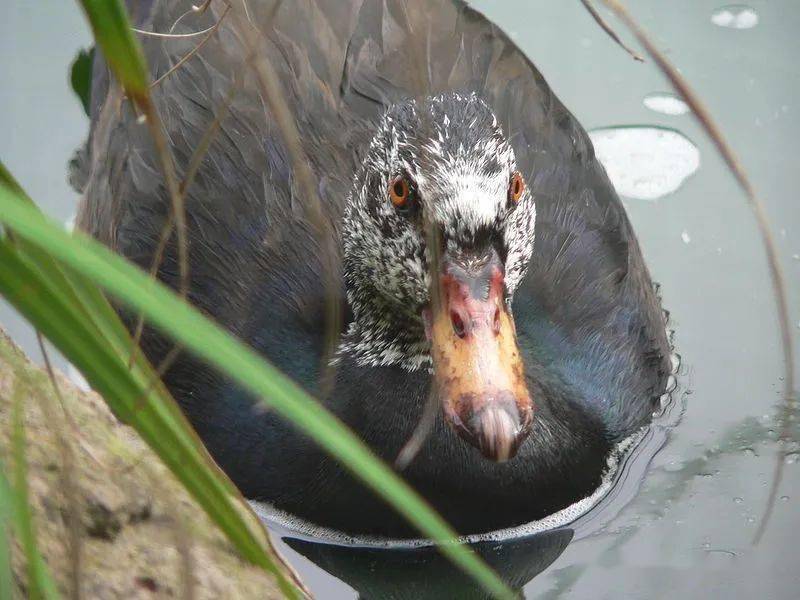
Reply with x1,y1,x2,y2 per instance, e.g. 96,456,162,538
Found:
424,248,533,462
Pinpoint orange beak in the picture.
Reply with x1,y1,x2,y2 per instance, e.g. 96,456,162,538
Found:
425,249,533,462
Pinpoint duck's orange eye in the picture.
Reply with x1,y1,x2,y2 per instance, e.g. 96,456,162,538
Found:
389,176,410,208
509,171,525,203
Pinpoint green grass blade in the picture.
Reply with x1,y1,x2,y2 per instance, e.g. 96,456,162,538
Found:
0,163,232,493
0,180,514,599
0,243,303,599
5,383,60,599
0,470,59,600
75,0,149,97
0,166,303,598
0,473,12,600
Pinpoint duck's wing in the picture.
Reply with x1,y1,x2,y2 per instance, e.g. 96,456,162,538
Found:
74,0,670,431
74,0,364,371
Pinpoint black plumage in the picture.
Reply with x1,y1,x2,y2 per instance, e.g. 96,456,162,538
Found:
75,0,671,536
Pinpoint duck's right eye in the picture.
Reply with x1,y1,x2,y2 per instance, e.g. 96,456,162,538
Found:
389,176,410,208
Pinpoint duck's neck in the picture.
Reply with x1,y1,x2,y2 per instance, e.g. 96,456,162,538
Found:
337,279,432,371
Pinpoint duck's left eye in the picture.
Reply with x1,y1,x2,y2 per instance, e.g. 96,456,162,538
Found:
389,176,411,208
509,171,525,203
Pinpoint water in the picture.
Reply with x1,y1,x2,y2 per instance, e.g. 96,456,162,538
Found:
2,0,798,598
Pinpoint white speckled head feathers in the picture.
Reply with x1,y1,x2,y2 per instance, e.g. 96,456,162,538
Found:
340,92,536,370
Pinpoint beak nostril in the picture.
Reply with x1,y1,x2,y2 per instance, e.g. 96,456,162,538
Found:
492,306,501,335
450,310,466,338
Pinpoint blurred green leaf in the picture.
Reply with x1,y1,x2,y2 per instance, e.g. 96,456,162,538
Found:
4,384,60,599
0,472,16,600
0,166,304,599
0,470,59,600
70,47,95,117
75,0,149,98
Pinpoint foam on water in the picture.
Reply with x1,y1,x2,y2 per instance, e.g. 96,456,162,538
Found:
644,93,690,116
711,5,759,29
589,126,700,200
251,430,646,549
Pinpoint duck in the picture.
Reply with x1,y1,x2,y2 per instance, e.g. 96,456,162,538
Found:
74,0,671,538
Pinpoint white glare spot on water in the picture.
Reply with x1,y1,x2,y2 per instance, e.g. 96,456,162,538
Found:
711,5,759,29
681,230,691,244
644,93,690,116
589,127,700,200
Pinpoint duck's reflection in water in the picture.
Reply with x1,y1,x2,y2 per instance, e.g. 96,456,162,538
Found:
283,527,573,599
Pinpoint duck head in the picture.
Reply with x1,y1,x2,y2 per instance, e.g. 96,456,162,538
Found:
341,92,536,462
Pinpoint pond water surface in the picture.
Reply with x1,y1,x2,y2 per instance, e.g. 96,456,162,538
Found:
1,1,798,598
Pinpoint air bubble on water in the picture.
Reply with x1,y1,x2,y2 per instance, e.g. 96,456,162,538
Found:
733,497,744,504
589,126,700,200
644,93,690,116
681,230,691,244
711,5,759,29
785,452,799,465
746,516,756,523
664,459,685,473
741,447,757,457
